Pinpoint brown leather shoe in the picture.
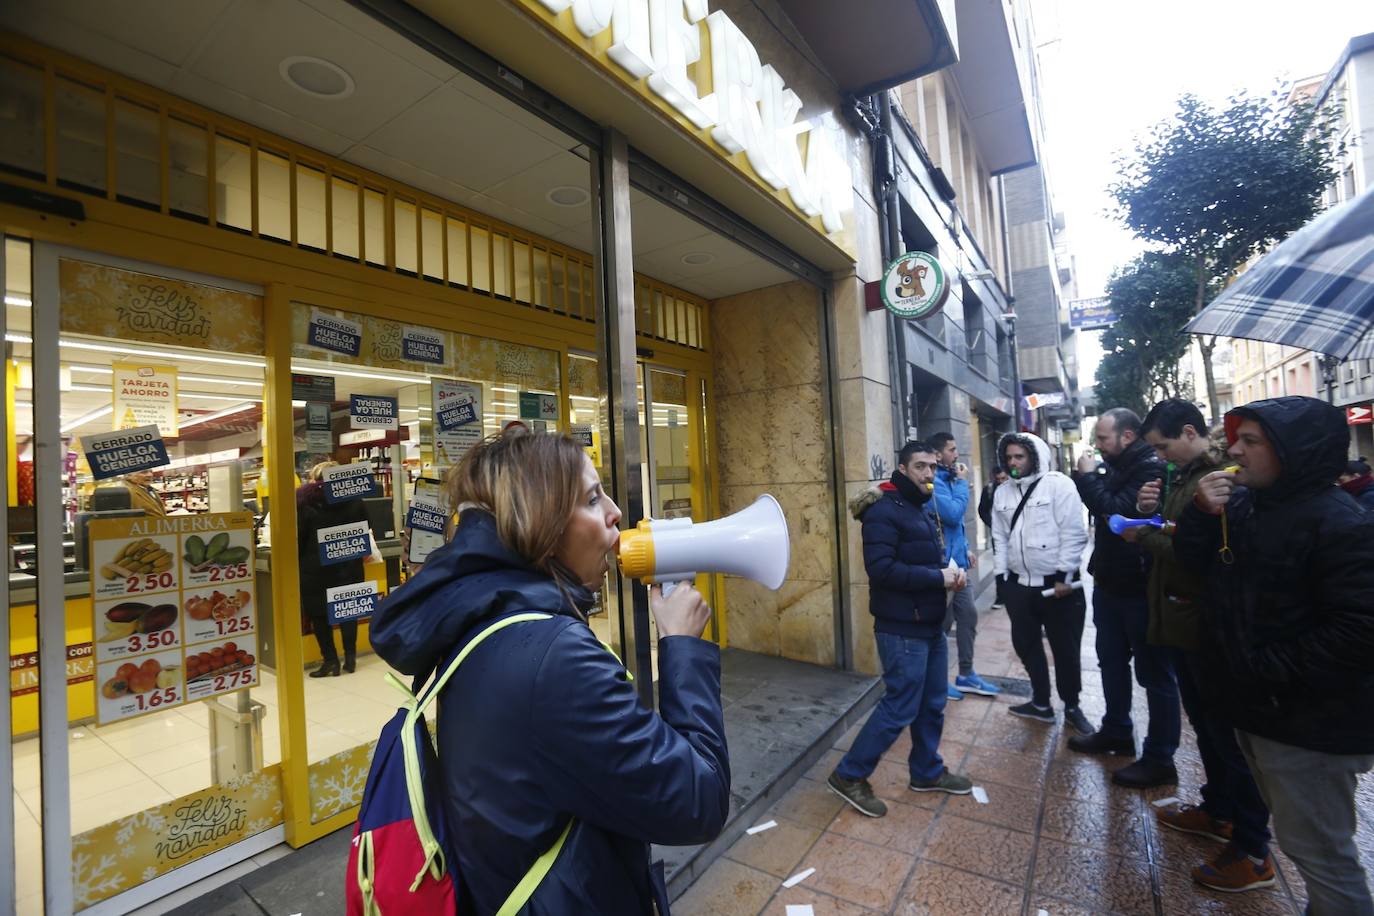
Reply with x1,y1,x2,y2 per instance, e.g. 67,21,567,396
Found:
1192,842,1276,892
1156,803,1233,843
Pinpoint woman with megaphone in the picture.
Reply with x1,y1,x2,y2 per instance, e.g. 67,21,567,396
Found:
369,429,729,915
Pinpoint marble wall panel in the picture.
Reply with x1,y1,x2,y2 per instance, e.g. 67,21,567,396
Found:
715,383,828,488
713,280,822,396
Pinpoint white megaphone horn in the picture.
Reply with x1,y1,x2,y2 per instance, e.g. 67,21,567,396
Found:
617,495,790,592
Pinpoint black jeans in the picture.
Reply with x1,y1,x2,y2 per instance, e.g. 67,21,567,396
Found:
307,606,357,664
1176,651,1272,858
1094,588,1181,763
1004,579,1085,709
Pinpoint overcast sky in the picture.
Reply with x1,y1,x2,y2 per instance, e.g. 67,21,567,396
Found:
1031,0,1374,382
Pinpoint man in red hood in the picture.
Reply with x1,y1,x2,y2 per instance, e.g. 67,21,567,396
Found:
1179,397,1374,913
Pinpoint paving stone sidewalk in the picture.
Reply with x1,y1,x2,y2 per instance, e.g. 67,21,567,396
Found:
672,602,1374,915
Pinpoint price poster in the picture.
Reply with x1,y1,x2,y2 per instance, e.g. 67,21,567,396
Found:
89,512,259,724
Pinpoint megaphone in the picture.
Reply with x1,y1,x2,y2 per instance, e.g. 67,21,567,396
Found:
618,495,790,591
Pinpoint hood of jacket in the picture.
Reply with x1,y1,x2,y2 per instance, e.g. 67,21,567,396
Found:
1224,397,1350,504
1341,473,1374,497
369,507,593,677
997,431,1054,485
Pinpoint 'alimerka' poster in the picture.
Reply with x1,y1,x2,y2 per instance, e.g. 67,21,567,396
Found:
89,512,259,725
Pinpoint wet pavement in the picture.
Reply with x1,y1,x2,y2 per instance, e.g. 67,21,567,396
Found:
672,597,1374,915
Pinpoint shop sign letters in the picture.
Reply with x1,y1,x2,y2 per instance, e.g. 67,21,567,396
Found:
326,581,379,625
322,462,379,503
308,310,363,356
81,425,171,481
530,0,852,235
318,521,372,566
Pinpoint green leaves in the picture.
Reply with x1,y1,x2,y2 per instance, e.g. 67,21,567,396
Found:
1100,87,1342,413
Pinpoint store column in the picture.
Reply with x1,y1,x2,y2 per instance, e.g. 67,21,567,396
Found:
592,129,653,707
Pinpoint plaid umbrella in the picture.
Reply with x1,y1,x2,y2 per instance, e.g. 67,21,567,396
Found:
1185,185,1374,360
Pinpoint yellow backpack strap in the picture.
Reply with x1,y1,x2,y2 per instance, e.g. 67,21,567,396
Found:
495,818,575,916
395,612,553,892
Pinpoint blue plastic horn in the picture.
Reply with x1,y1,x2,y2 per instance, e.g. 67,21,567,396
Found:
1107,514,1165,535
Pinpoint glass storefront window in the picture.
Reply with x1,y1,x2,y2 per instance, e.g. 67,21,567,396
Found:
288,301,564,820
8,246,284,912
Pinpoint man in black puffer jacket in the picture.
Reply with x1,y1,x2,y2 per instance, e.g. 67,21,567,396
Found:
1071,408,1178,789
828,440,972,818
1178,397,1374,915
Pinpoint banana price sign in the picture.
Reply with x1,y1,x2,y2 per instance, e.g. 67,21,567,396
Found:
89,512,258,723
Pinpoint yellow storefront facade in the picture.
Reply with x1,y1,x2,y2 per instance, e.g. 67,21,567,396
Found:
0,0,966,909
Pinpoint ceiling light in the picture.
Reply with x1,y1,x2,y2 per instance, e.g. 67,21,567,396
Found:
546,186,590,208
280,56,355,100
179,403,258,430
289,363,426,385
60,404,113,433
681,252,715,266
6,294,31,307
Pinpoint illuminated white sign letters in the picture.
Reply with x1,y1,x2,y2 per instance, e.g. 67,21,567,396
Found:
534,0,852,234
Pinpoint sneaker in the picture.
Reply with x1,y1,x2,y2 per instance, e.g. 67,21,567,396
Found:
1156,803,1233,844
947,683,964,701
827,770,887,818
1191,842,1276,892
955,673,1001,697
1063,706,1094,737
990,601,1006,610
909,768,973,795
1008,701,1055,723
1112,757,1179,788
1067,730,1135,756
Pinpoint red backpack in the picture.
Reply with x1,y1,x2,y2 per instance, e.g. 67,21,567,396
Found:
346,613,572,915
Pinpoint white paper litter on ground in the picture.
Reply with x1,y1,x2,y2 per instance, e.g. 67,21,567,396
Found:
782,867,816,888
1037,909,1050,916
1150,796,1180,809
971,786,989,804
785,906,815,916
746,820,778,835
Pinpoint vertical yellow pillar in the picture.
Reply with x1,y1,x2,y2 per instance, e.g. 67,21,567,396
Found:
7,359,17,506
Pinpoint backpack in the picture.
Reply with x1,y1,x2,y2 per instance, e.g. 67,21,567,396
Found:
346,612,573,915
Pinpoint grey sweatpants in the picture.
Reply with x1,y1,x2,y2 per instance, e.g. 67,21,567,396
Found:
1236,729,1374,915
942,583,977,677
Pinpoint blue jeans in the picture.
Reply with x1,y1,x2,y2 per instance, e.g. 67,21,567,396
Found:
1093,588,1180,762
837,631,947,783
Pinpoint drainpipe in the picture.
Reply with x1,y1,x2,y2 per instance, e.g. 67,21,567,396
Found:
875,94,910,451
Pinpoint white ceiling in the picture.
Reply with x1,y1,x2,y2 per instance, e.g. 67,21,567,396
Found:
0,0,797,299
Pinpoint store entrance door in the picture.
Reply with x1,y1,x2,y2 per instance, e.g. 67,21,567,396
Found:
638,363,721,647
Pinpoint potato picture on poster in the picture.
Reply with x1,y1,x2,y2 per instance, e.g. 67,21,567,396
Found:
91,533,179,602
96,649,184,723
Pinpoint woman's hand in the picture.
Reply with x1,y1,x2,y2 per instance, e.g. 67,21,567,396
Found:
650,584,711,639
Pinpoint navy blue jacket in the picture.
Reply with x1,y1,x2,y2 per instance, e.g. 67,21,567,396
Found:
1175,397,1374,754
370,509,730,914
861,474,947,638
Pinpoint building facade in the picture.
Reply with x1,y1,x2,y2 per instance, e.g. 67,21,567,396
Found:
0,0,1038,911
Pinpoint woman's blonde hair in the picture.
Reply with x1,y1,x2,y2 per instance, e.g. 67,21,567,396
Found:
309,460,340,482
445,429,589,579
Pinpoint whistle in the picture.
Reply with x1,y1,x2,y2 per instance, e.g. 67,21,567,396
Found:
1223,464,1240,474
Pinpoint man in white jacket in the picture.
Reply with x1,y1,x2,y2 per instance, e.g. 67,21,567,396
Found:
992,431,1093,735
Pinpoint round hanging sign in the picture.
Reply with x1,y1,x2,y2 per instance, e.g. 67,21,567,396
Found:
880,251,949,320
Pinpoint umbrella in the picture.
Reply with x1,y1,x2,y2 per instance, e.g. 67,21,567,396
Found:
1185,184,1374,360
